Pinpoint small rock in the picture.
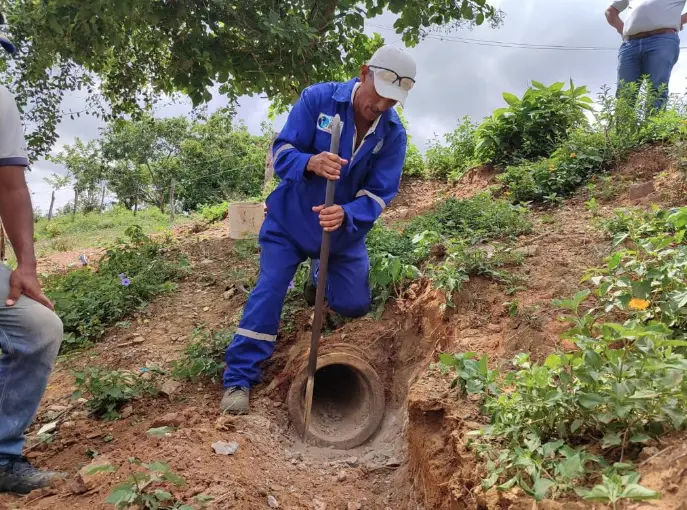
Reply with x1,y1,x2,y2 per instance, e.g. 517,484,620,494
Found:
48,404,68,413
201,259,214,265
120,405,134,419
140,371,152,381
337,470,347,482
70,456,113,494
160,380,182,398
37,421,58,435
345,456,359,467
133,336,145,344
223,288,236,300
269,485,283,492
313,499,327,510
151,413,185,428
348,503,362,510
61,421,76,430
273,401,282,408
637,446,660,463
486,324,502,333
203,306,210,312
298,462,307,471
267,495,280,508
211,441,239,455
629,181,655,200
76,398,88,405
385,457,401,468
513,245,539,257
258,488,268,497
215,415,236,432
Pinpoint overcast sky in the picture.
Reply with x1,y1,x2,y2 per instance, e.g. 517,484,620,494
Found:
24,0,687,211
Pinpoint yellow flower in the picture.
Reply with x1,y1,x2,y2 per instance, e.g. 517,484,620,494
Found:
629,298,650,311
548,164,555,172
570,153,577,159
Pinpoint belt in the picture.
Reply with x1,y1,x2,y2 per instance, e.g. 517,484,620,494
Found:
627,28,677,41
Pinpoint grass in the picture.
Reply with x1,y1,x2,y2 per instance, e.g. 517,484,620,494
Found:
26,206,198,261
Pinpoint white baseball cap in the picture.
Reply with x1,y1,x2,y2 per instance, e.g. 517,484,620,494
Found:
367,46,417,106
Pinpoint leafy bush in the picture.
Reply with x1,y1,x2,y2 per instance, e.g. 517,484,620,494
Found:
72,367,157,420
439,205,687,505
499,129,607,203
199,202,228,223
105,459,211,509
425,116,480,180
476,81,592,166
403,140,426,178
172,328,234,382
44,226,189,349
405,192,531,243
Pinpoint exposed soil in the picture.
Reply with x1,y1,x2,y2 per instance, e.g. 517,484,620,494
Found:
2,145,686,510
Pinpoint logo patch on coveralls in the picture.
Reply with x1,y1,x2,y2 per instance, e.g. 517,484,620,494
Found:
373,138,384,154
316,113,343,134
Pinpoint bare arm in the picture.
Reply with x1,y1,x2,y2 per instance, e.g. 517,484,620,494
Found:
682,12,687,28
0,166,52,309
0,167,36,267
606,6,624,35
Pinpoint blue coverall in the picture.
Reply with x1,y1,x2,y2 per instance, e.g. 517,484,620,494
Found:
223,77,407,389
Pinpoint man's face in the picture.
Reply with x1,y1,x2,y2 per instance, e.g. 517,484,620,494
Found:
355,65,397,122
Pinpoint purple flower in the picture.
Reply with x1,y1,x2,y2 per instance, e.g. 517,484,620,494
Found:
121,278,131,287
288,280,295,290
119,273,126,279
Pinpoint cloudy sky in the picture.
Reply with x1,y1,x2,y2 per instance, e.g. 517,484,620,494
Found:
24,0,687,211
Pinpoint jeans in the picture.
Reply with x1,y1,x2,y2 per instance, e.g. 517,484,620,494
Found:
617,33,681,109
0,265,62,456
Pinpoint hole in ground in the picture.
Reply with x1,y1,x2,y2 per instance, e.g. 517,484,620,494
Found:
310,363,371,438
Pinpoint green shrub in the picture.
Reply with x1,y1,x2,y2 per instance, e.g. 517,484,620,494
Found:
171,327,234,382
199,202,229,223
476,81,592,166
403,140,426,178
425,116,480,180
499,129,607,203
44,226,189,349
438,205,687,505
404,192,531,242
72,367,157,420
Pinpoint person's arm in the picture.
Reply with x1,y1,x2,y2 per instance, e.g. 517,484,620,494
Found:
272,86,347,182
606,2,628,35
681,12,687,29
336,129,407,239
0,87,52,309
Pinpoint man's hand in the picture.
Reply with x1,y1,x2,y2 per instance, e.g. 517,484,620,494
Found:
312,204,345,232
307,152,348,180
6,265,54,311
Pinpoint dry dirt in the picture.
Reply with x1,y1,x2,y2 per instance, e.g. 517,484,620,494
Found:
2,145,686,510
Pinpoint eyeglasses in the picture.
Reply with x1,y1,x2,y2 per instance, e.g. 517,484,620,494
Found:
368,65,415,92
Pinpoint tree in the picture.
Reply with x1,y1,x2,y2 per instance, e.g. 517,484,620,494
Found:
396,107,425,178
177,108,270,210
1,0,504,158
50,139,106,217
43,172,71,220
100,116,189,212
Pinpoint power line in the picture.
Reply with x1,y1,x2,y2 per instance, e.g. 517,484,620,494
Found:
366,23,687,51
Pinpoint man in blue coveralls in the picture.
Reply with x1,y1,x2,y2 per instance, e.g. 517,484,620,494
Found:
221,45,417,414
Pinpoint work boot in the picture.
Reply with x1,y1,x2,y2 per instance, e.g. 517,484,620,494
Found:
0,455,65,494
220,386,250,414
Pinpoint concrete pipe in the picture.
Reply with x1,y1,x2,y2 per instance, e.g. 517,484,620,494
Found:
287,348,385,449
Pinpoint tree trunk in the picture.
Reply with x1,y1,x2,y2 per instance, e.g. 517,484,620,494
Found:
100,184,106,212
169,179,175,224
73,189,78,219
134,194,138,216
48,190,55,220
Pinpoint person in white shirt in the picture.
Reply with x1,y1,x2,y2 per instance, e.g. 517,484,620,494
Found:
606,0,687,108
0,13,65,494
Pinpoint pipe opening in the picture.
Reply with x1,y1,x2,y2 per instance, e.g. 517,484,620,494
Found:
310,364,371,437
288,350,385,449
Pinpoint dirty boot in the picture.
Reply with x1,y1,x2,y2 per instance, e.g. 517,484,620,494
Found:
220,386,250,414
0,455,65,494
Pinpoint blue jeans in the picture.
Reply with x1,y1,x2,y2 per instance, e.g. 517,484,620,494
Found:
617,33,681,109
0,265,63,457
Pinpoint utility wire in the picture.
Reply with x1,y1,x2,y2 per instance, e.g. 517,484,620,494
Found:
366,23,687,51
